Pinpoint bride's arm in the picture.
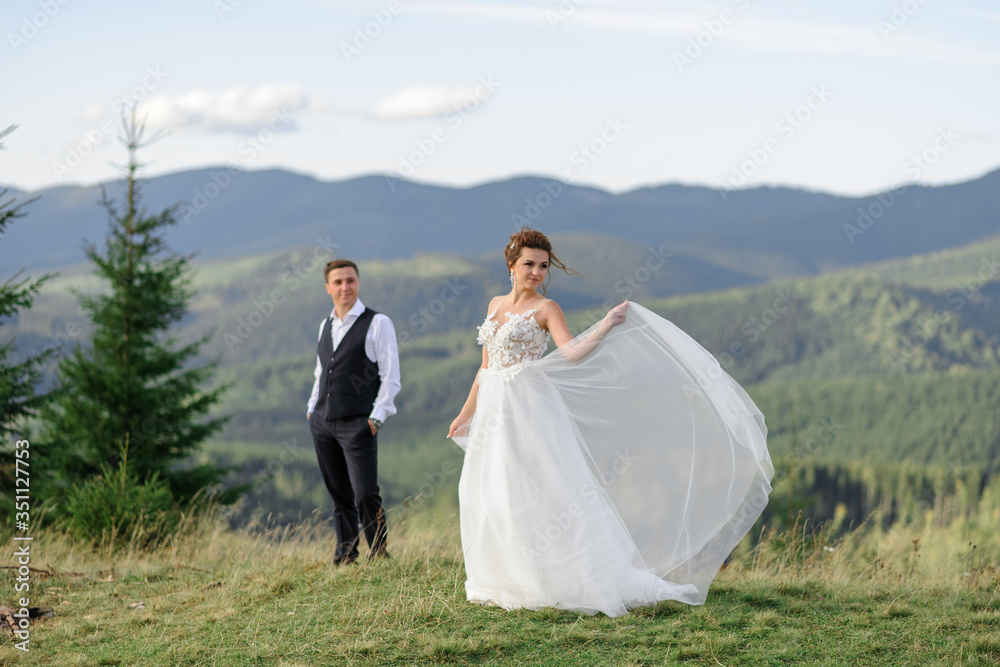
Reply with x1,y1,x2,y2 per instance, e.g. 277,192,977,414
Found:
542,299,628,363
448,299,497,437
448,345,488,437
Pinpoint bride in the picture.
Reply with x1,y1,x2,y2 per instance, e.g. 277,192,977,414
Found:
448,228,773,617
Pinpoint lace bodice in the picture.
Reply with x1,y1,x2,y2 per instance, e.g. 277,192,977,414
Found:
477,308,550,380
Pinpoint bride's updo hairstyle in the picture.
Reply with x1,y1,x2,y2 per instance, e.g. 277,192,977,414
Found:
505,227,581,295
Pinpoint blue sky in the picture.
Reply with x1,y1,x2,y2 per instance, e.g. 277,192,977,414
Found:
3,0,998,195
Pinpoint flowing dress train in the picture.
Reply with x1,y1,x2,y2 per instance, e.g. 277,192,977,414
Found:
452,303,772,617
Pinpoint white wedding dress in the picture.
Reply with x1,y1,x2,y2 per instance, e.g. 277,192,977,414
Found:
452,302,773,617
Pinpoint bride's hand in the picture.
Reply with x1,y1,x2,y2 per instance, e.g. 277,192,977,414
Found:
600,301,628,334
448,415,468,438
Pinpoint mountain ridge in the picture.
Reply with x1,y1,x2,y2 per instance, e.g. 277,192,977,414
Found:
5,167,999,283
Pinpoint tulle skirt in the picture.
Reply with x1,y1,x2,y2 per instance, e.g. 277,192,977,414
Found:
452,303,772,617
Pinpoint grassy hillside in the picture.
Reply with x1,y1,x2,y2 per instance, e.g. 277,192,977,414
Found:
3,508,999,665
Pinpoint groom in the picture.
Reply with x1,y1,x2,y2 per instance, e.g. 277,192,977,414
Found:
307,259,401,564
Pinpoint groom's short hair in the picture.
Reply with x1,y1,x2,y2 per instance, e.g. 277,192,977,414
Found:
324,259,359,281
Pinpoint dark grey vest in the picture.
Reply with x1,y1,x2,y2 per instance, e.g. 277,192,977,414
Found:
314,307,381,420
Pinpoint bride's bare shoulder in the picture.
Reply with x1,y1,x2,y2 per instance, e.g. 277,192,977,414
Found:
538,297,562,310
535,298,565,321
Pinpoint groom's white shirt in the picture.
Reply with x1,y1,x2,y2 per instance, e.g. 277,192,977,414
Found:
306,299,400,422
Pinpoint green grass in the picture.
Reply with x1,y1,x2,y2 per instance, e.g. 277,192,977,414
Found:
4,510,999,666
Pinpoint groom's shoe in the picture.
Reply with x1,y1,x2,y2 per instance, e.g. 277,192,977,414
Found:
333,554,358,567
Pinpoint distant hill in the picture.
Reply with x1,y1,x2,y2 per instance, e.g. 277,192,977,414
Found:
8,228,1000,523
863,233,1000,291
5,166,1000,285
14,231,999,435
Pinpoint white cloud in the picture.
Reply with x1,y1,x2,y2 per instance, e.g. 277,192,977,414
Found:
81,102,106,125
371,85,483,120
136,83,307,133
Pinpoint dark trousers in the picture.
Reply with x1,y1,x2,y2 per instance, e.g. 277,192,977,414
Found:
309,413,387,562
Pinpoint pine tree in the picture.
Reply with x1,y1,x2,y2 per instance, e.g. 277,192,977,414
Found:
42,114,233,504
0,124,54,437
